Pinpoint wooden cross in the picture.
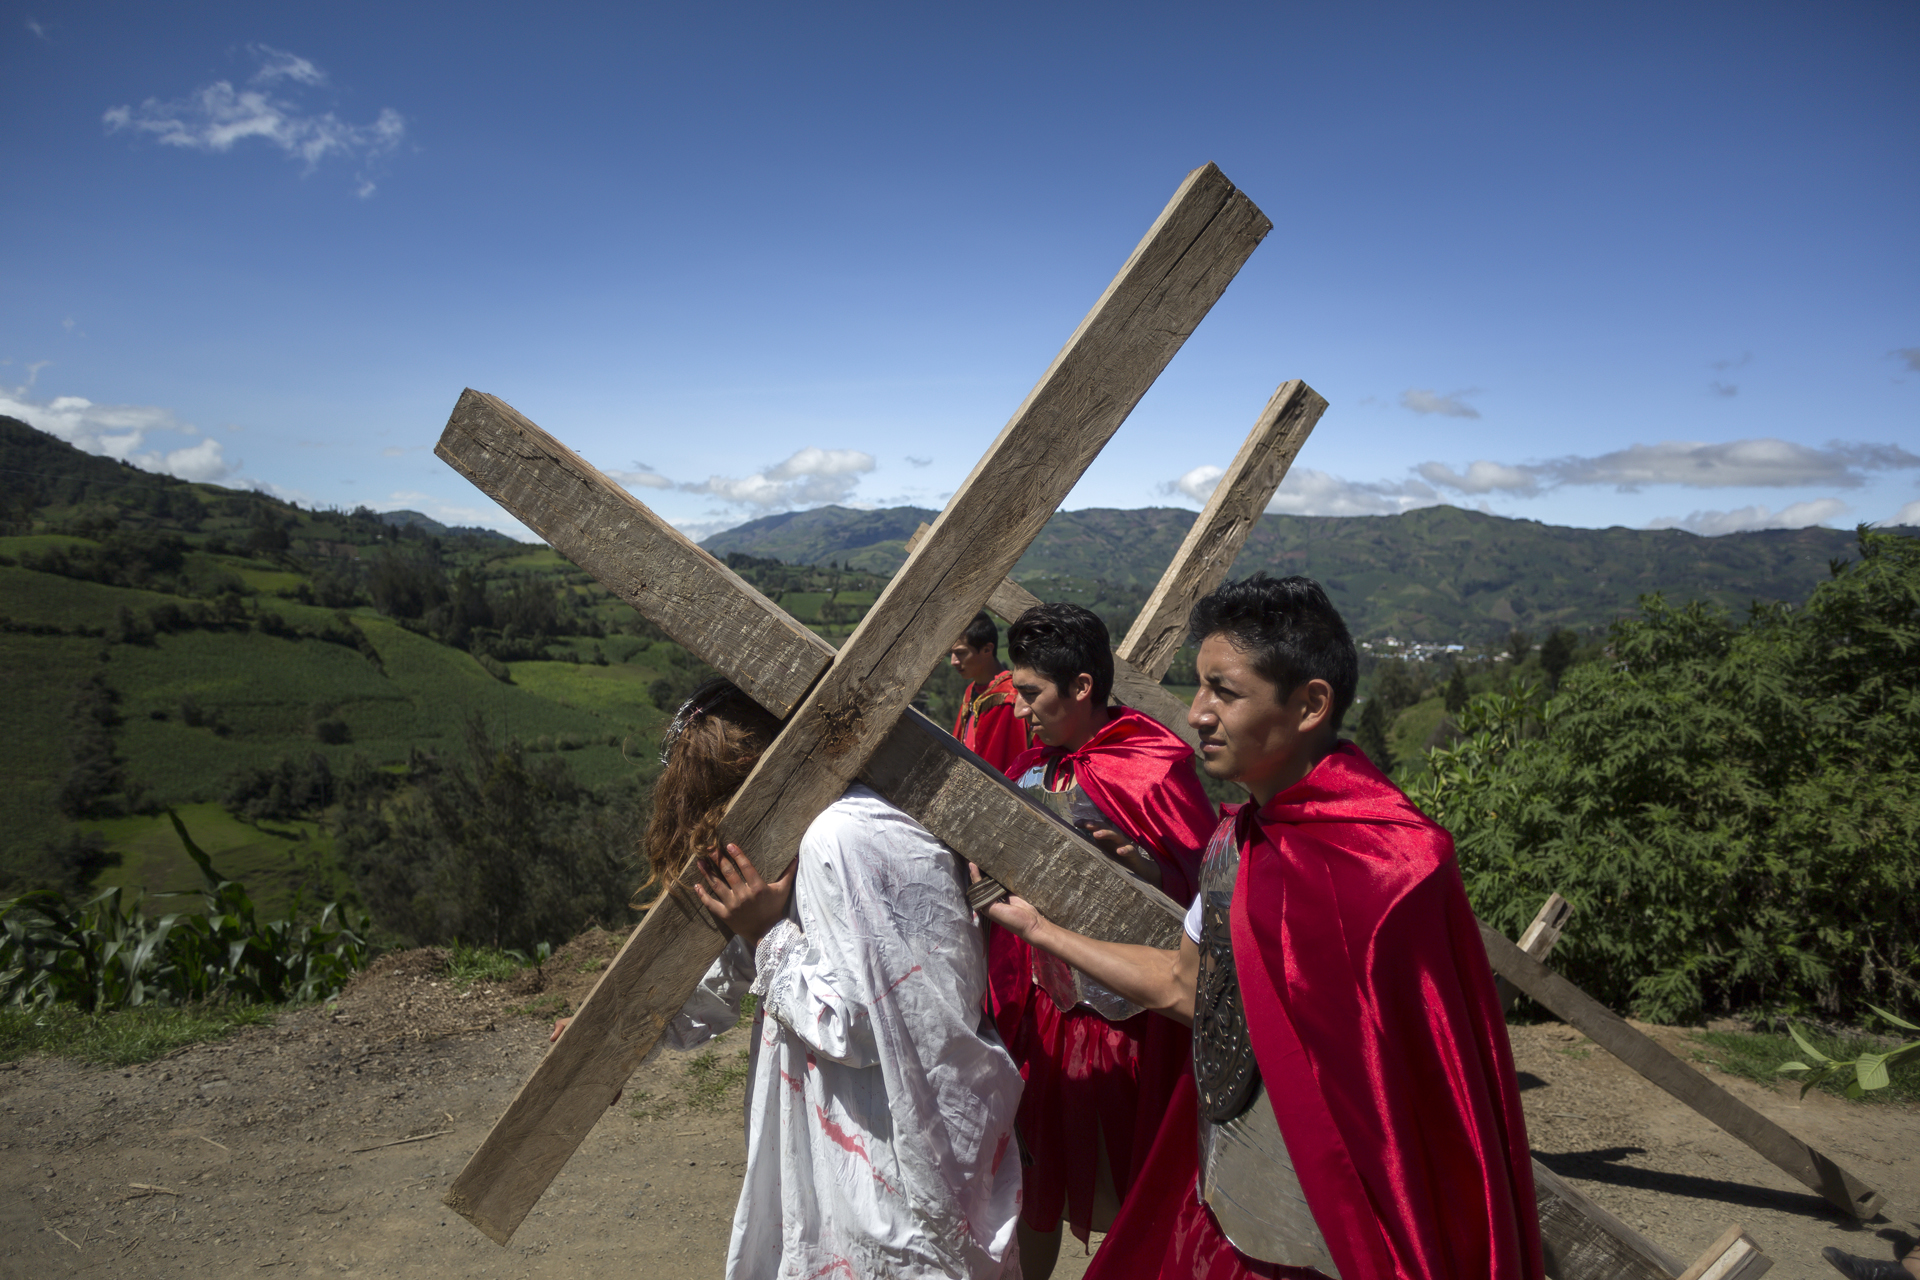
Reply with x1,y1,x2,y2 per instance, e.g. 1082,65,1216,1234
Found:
436,162,1275,1244
428,164,1820,1276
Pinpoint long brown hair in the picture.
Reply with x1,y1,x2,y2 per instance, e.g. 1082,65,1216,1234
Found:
639,678,782,899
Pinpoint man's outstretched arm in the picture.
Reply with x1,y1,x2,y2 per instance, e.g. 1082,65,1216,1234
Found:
979,871,1200,1025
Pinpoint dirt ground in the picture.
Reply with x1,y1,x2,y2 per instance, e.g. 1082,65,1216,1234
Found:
4,935,1916,1280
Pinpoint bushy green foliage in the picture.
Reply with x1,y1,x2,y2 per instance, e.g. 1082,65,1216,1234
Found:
1779,1005,1920,1100
447,940,552,986
0,812,370,1011
333,717,641,951
1412,529,1920,1023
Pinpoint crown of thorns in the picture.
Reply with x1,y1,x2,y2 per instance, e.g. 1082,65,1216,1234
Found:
658,677,738,765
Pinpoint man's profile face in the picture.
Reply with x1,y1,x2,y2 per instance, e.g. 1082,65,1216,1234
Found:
1009,665,1094,749
948,641,997,683
1188,633,1311,802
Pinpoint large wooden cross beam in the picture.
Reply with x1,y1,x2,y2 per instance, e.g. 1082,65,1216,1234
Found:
437,162,1271,1244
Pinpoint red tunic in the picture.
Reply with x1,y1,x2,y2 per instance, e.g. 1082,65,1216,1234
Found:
991,707,1217,1242
1086,744,1543,1280
952,668,1031,774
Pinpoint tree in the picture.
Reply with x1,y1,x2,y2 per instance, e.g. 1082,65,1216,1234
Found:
1374,659,1423,715
1412,529,1920,1023
1539,628,1579,689
1444,664,1470,714
1354,698,1395,774
333,718,643,950
1505,628,1532,666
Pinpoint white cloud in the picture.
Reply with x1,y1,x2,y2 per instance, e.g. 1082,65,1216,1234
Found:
1400,388,1482,419
1165,464,1224,503
606,467,672,491
1551,439,1917,490
1163,461,1441,516
103,47,404,194
128,436,235,483
1419,438,1920,496
905,455,932,468
25,18,49,41
687,446,876,509
1644,498,1850,536
251,45,326,87
1265,467,1441,517
1,379,241,483
1890,500,1920,527
1414,459,1538,496
1710,381,1739,397
1895,348,1920,374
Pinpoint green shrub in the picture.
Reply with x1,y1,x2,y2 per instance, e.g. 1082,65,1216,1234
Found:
1413,529,1919,1023
0,811,371,1010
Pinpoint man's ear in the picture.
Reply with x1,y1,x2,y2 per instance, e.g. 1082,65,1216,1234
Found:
1070,672,1096,704
1297,679,1336,733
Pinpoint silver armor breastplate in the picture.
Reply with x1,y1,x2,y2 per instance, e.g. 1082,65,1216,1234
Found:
1194,817,1341,1276
1016,764,1143,1022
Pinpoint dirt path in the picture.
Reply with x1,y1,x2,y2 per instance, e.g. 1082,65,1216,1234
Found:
3,941,1915,1279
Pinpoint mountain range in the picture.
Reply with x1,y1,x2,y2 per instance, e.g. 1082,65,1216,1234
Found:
701,503,1906,643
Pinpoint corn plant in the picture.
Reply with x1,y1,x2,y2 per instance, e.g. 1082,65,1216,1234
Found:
1780,1007,1920,1099
0,811,371,1011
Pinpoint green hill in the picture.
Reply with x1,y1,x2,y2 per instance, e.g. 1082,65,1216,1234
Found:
705,503,1896,644
0,418,900,936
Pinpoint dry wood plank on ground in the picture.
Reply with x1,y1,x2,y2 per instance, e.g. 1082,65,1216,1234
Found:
1532,1158,1683,1280
1482,921,1884,1219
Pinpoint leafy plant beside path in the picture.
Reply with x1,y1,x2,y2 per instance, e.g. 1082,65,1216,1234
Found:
0,810,370,1012
1413,528,1919,1025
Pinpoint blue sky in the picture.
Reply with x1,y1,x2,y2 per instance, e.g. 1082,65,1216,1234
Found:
4,1,1916,541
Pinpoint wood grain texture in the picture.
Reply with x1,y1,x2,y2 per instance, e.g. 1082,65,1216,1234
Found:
434,390,828,717
910,523,1202,750
715,162,1268,868
1483,922,1886,1218
1495,892,1573,1012
863,709,1186,950
1675,1225,1773,1280
1532,1159,1685,1280
1116,379,1328,679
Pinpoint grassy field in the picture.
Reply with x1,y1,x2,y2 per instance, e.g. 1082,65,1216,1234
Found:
87,802,349,918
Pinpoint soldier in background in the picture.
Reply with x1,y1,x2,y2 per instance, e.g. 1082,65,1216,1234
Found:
949,610,1030,772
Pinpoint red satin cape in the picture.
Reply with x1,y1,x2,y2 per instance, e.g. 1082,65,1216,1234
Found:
954,669,1031,775
1088,744,1542,1280
990,706,1219,1240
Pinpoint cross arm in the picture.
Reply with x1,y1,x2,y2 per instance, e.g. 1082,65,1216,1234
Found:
1116,378,1326,679
715,162,1269,870
1481,921,1884,1218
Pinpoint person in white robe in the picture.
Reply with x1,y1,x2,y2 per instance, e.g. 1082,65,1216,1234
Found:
609,678,1024,1280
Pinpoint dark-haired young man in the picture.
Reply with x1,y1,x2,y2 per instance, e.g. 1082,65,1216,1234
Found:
994,603,1219,1278
986,577,1542,1280
948,611,1030,773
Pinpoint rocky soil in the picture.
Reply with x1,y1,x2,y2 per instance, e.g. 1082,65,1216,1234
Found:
3,935,1915,1279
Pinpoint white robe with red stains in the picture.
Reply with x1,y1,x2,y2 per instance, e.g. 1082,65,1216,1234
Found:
665,784,1025,1280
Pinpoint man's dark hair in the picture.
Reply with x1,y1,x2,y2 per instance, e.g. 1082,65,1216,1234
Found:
1008,603,1114,707
1187,574,1358,732
961,611,998,655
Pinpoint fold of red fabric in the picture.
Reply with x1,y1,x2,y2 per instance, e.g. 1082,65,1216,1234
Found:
1083,743,1542,1280
1082,1073,1312,1280
990,706,1218,1241
954,668,1030,774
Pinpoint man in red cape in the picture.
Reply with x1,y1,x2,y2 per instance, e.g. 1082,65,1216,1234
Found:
949,611,1031,772
985,576,1542,1280
994,603,1218,1278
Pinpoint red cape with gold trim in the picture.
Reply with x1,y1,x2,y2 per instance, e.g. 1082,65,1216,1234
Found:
1087,743,1543,1280
952,668,1030,774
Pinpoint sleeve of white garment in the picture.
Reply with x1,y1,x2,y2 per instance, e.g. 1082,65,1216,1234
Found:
751,786,995,1075
660,933,757,1052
